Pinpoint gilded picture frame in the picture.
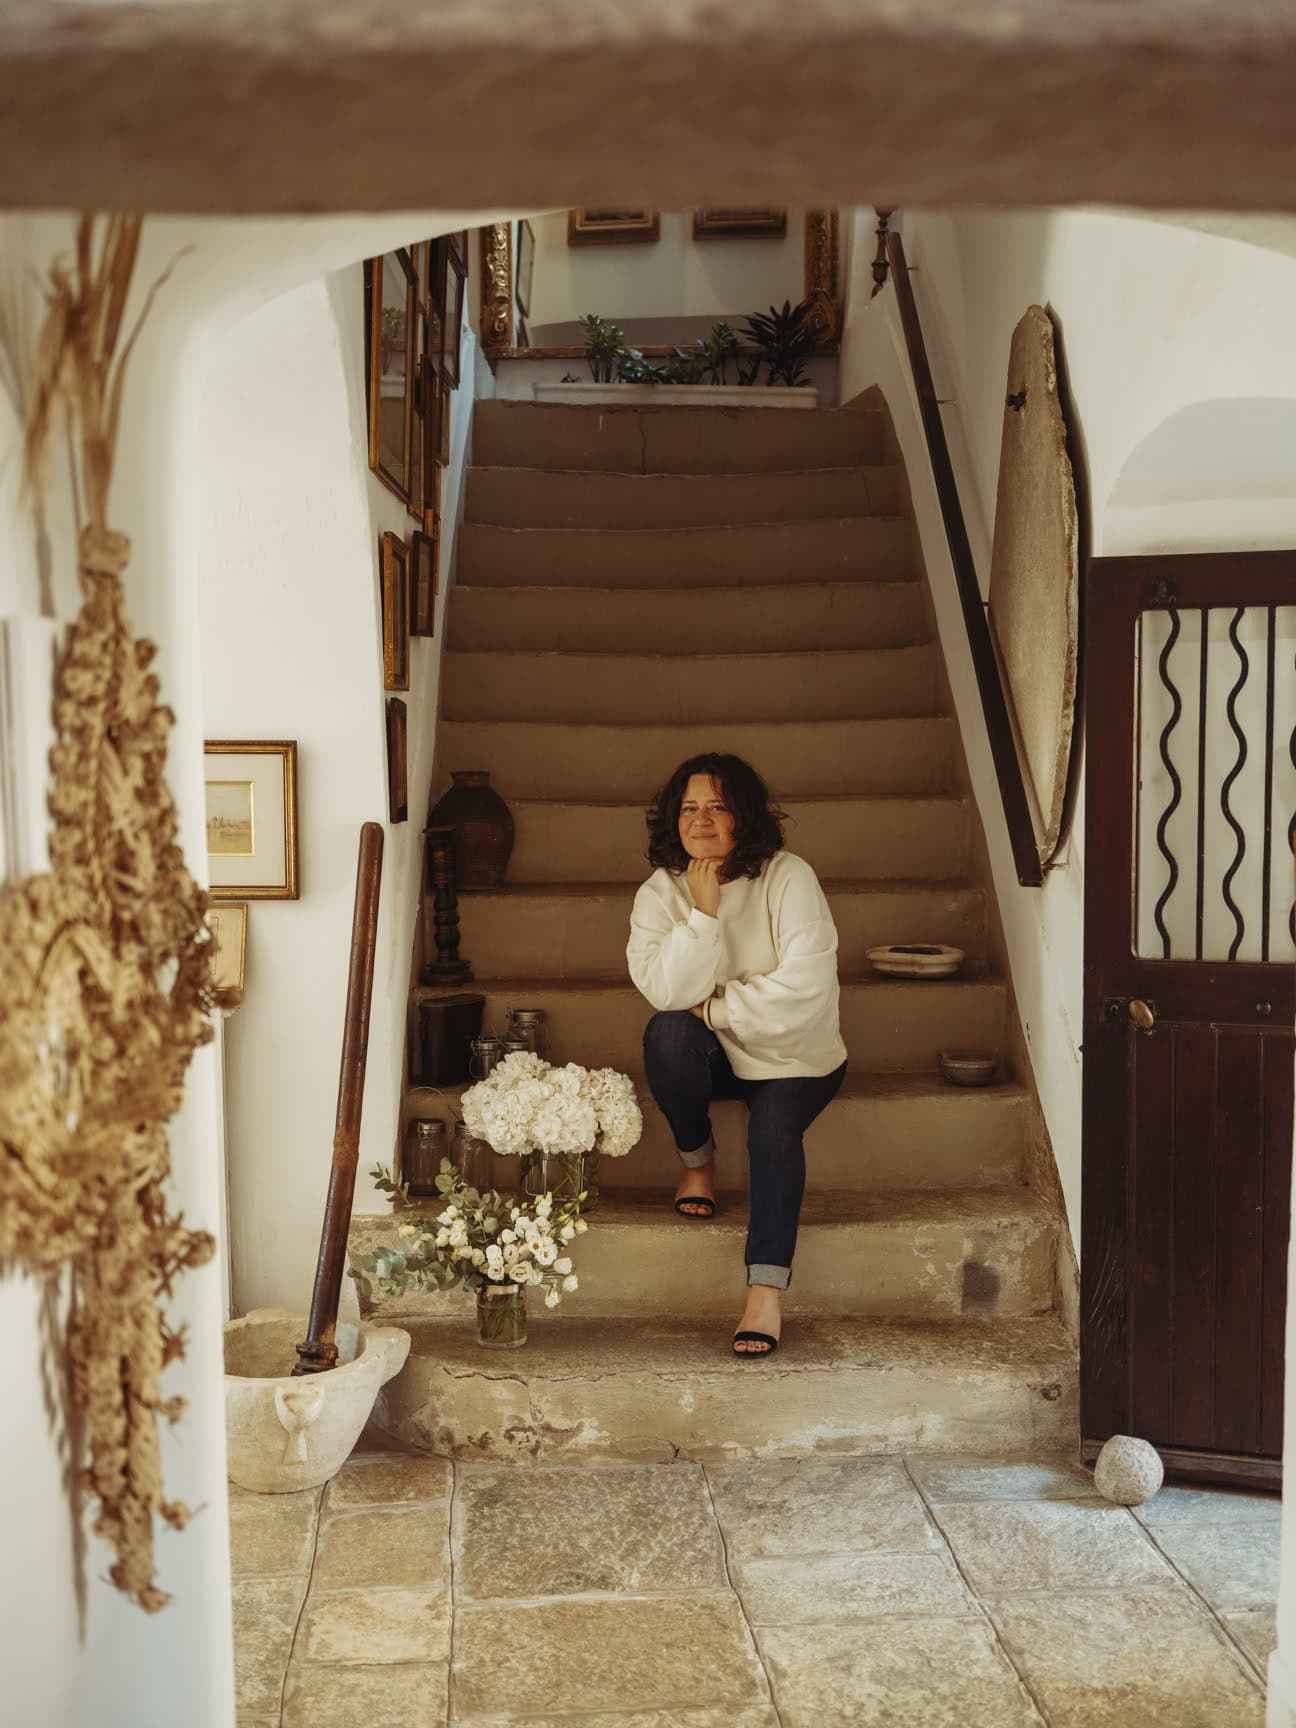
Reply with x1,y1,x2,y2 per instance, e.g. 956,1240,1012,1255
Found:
204,741,299,901
442,233,468,389
567,208,660,247
516,218,536,317
381,530,411,692
693,208,788,239
366,249,417,505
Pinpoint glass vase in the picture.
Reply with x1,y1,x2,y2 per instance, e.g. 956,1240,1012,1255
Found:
518,1150,583,1202
579,1148,601,1210
475,1282,527,1349
404,1119,447,1197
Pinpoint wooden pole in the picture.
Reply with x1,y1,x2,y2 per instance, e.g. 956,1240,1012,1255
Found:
294,822,385,1375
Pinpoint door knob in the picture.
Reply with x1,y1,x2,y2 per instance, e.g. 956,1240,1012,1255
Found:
1128,999,1156,1030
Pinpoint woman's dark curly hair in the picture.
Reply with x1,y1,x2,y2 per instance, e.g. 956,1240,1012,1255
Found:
646,753,786,880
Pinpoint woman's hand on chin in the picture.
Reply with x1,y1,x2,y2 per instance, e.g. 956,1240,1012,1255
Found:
687,856,723,918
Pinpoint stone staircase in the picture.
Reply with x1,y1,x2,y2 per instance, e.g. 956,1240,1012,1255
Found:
355,398,1078,1463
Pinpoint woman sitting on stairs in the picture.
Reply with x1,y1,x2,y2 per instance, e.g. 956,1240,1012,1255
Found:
627,752,848,1359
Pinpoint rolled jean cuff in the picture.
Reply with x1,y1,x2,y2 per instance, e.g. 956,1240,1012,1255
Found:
676,1135,716,1170
747,1262,791,1290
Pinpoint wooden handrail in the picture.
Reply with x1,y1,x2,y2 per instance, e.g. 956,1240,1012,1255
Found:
294,821,386,1374
886,229,1044,889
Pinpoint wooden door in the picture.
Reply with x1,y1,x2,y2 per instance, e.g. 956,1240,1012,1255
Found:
1083,552,1296,1489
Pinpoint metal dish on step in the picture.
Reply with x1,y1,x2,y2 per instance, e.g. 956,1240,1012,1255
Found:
866,943,965,980
938,1050,1000,1088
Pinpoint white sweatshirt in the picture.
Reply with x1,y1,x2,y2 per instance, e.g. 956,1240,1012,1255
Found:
627,851,848,1080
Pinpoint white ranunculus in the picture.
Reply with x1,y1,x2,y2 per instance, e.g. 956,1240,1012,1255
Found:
545,1288,561,1308
553,1256,572,1276
560,1223,576,1243
575,1219,589,1234
534,1241,557,1267
562,1274,579,1292
500,1229,516,1245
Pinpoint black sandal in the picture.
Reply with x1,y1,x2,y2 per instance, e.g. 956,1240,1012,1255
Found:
673,1196,716,1219
732,1330,779,1359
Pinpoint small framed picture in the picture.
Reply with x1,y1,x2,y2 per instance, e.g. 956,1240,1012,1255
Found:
421,356,444,476
567,208,660,247
381,530,411,691
442,235,467,390
366,249,417,504
516,219,536,318
411,521,438,637
387,698,408,824
207,901,248,1002
204,741,299,901
693,208,788,239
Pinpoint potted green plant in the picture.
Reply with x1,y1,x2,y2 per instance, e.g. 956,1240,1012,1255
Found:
741,299,817,387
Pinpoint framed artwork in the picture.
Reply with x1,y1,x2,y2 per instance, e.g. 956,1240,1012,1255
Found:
411,513,439,637
204,741,299,901
421,356,446,476
381,530,411,691
407,298,426,521
567,208,660,247
366,249,417,504
516,219,536,318
442,234,467,389
207,901,248,1002
386,698,408,825
693,208,788,239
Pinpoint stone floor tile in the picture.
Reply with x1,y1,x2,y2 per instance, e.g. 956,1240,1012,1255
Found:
704,1456,936,1560
907,1455,1100,1504
1149,1519,1281,1611
734,1549,975,1624
228,1484,320,1579
932,1499,1174,1594
235,1719,278,1728
1134,1484,1282,1528
455,1462,726,1599
454,1596,767,1719
984,1588,1264,1727
456,1711,780,1728
282,1660,448,1728
299,1584,451,1663
1224,1608,1279,1673
325,1452,451,1509
758,1616,1044,1727
232,1575,304,1715
312,1503,448,1591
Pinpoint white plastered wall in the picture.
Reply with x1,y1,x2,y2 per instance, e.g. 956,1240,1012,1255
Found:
526,207,807,342
0,207,498,1728
839,205,1296,1727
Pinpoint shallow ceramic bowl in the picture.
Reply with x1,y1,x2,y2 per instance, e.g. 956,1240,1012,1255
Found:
938,1050,1000,1087
866,943,965,980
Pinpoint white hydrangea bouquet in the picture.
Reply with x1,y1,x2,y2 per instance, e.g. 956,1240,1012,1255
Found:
351,1159,588,1347
461,1050,642,1207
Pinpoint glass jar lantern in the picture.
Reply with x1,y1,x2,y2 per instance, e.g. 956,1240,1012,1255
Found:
506,1007,550,1063
405,1118,447,1197
451,1121,494,1193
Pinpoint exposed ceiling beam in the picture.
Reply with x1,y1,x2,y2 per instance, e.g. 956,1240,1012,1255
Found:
2,1,1295,215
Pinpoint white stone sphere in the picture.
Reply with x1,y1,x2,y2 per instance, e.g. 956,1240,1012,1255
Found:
1093,1435,1164,1506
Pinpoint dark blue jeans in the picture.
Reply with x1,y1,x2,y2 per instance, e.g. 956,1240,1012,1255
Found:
642,1010,846,1289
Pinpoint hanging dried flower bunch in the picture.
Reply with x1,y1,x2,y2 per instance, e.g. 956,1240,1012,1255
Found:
0,216,215,1612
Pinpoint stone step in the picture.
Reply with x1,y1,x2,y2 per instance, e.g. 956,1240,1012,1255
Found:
416,976,1008,1073
455,880,989,978
447,580,928,654
373,1312,1079,1462
442,646,943,726
472,400,886,473
404,1071,1030,1193
504,796,971,884
457,516,912,589
352,1186,1057,1324
465,466,901,530
435,718,958,801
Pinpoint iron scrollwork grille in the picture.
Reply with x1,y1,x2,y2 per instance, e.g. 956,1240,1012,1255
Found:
1136,604,1296,962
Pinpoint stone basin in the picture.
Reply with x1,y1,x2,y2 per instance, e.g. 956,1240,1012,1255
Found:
223,1306,410,1493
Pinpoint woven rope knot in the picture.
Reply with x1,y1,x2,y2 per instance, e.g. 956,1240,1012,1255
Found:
80,526,131,580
